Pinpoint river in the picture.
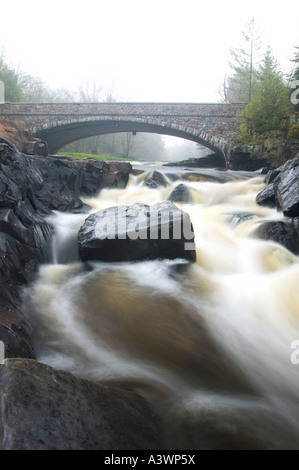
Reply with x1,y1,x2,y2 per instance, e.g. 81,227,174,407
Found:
22,163,299,449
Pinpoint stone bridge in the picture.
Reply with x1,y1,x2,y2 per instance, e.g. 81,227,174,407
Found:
0,102,245,157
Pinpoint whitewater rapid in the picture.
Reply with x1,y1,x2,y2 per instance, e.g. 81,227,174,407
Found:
23,168,299,449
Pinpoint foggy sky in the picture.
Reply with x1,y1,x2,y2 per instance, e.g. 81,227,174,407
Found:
0,0,298,102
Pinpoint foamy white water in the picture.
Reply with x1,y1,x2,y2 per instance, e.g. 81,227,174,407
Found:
23,169,299,449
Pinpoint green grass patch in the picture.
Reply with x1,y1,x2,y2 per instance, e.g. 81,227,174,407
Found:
58,152,131,161
287,124,299,140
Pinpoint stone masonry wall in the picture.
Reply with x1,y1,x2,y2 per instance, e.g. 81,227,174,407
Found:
0,102,245,155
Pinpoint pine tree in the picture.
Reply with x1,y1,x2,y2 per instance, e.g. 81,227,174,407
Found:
241,47,292,134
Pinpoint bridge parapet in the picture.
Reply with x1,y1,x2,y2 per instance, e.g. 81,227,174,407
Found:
0,102,245,157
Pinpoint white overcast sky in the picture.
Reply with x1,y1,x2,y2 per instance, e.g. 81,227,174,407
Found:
0,0,298,102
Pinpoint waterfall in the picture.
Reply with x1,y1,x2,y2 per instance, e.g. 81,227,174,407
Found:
23,167,299,449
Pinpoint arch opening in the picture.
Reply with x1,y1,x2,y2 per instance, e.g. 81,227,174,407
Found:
34,119,226,165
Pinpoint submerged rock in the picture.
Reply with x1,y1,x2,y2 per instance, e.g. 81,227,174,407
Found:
251,220,299,255
0,358,162,450
143,170,168,188
226,211,259,226
167,184,192,203
78,201,196,263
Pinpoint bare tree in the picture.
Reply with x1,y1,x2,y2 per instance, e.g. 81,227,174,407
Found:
76,81,103,102
120,132,137,158
221,18,262,103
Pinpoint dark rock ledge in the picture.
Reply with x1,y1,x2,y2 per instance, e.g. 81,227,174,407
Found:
0,358,163,450
0,140,166,450
0,138,132,358
255,154,299,254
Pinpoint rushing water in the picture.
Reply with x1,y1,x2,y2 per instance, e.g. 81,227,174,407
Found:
23,164,299,449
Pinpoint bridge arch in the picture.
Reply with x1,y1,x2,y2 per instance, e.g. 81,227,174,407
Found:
0,102,245,164
33,117,226,163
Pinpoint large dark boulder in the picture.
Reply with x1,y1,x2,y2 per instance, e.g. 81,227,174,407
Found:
0,358,162,450
256,154,299,217
78,201,196,263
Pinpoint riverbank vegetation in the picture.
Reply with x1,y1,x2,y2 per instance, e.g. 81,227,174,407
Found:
59,152,131,161
219,19,299,146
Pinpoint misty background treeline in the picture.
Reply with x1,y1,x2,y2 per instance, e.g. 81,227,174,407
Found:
0,57,203,161
1,18,299,158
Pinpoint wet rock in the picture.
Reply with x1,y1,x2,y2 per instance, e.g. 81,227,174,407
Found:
0,141,54,358
78,201,196,263
0,358,162,450
168,184,192,203
256,154,299,217
0,313,34,359
144,170,168,188
0,140,133,358
251,220,299,255
31,155,132,208
255,183,277,208
275,165,299,217
79,159,131,194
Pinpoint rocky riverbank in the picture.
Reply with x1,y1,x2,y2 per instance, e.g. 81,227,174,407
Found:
254,154,299,254
226,131,299,171
0,138,131,359
0,139,164,450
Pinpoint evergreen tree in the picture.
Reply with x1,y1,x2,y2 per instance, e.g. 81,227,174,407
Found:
0,57,24,102
241,47,292,134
